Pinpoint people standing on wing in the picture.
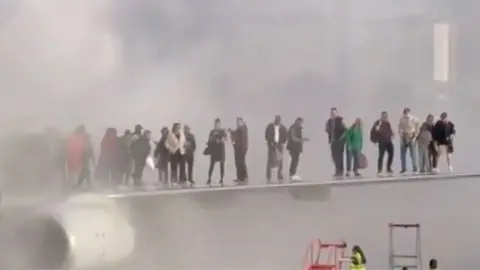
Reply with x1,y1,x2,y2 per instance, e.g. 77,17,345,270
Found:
287,117,308,181
265,115,288,183
343,118,364,177
66,125,95,188
205,118,227,185
96,127,120,184
398,108,420,173
325,108,347,177
130,129,152,186
166,123,187,185
370,111,394,176
183,125,196,185
230,117,249,184
154,127,170,186
418,114,434,173
431,112,456,173
118,130,133,185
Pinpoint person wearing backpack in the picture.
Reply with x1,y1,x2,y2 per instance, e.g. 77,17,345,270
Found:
370,111,394,176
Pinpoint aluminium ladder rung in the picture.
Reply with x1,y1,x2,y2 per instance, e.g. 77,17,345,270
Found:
389,223,420,228
392,255,419,259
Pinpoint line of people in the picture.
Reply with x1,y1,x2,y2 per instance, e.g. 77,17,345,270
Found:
60,115,310,188
326,107,456,177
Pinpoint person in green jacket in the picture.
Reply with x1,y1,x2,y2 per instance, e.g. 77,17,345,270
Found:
342,118,364,177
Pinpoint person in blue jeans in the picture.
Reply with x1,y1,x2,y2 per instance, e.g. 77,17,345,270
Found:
398,108,420,173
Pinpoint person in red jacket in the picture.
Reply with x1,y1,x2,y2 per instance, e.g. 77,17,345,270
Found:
66,125,95,188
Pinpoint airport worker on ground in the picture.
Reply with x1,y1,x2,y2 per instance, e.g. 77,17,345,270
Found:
349,245,366,270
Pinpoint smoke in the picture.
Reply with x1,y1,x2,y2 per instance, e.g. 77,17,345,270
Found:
0,0,475,183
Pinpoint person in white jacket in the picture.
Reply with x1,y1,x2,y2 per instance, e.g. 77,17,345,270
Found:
398,108,420,173
165,123,187,185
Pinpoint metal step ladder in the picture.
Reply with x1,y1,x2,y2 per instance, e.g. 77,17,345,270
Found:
388,223,422,270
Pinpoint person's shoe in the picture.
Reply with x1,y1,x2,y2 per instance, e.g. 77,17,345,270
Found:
206,179,212,185
413,168,418,173
399,169,407,174
377,171,383,177
188,180,195,186
290,175,302,182
448,165,453,173
345,172,351,177
354,172,361,177
219,179,224,186
386,169,394,175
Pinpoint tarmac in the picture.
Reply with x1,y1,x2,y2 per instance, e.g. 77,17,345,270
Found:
1,172,479,269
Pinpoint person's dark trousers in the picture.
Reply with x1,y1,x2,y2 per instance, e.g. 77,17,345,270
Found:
330,140,345,175
429,141,439,169
157,156,169,184
185,155,194,183
377,141,394,172
266,144,284,181
122,159,133,185
289,150,301,177
170,153,186,184
234,148,248,181
208,158,225,183
132,158,146,186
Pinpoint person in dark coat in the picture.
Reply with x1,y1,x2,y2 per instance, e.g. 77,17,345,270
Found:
184,125,196,185
206,118,227,185
325,108,347,177
154,127,170,185
96,128,120,184
230,117,249,183
431,112,456,172
118,130,133,185
130,129,151,186
370,111,394,175
287,117,308,181
265,115,288,183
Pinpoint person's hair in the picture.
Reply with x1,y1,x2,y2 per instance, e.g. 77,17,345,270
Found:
403,107,411,114
124,129,131,136
214,118,221,124
381,111,387,115
351,118,362,130
172,123,181,131
352,245,367,264
429,258,437,269
402,267,408,270
440,112,447,119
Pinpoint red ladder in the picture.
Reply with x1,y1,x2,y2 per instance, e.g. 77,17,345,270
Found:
388,223,422,270
303,239,347,270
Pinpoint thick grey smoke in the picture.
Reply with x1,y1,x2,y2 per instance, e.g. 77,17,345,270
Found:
0,0,476,184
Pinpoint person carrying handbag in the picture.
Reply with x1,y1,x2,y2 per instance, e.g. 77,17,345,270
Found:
342,118,364,177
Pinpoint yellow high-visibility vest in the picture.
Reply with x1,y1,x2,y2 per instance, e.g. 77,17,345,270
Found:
349,252,366,270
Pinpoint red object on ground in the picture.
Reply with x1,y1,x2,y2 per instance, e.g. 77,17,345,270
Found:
303,239,347,270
